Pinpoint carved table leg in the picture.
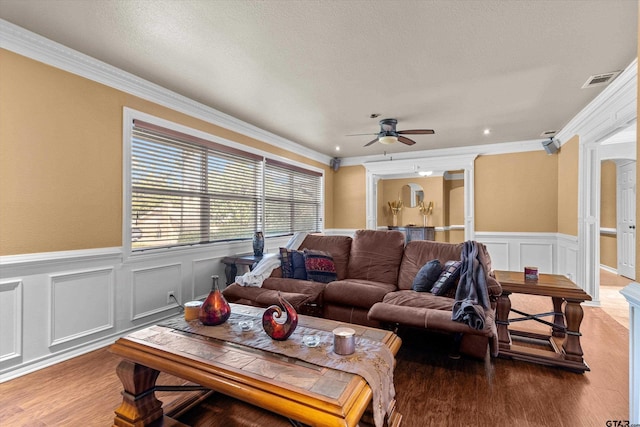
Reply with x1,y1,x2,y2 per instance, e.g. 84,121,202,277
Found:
113,360,163,427
496,291,512,349
561,300,585,363
551,297,566,338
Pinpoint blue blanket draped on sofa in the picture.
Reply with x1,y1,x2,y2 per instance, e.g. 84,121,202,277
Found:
452,240,491,330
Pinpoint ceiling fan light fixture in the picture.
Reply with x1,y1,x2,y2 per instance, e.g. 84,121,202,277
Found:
379,135,398,145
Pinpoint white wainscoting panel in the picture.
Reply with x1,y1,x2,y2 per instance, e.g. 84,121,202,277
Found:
192,258,221,300
131,264,182,320
480,241,510,271
49,268,115,346
519,243,554,273
475,232,578,276
0,280,23,364
558,234,579,282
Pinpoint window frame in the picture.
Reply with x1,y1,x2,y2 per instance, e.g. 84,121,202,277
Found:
123,108,325,258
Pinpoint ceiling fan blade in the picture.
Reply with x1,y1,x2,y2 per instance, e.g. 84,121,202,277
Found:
364,137,379,147
346,133,377,137
398,135,417,145
397,129,435,135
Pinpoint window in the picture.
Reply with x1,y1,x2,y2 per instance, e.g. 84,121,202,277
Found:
264,159,322,237
129,119,322,252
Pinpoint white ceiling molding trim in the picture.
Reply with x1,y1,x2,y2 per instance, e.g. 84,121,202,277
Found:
0,19,333,166
340,138,543,167
363,154,477,177
555,58,637,146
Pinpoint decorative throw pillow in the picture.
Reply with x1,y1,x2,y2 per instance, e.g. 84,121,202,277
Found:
279,248,307,280
303,249,337,283
412,259,443,292
431,260,462,296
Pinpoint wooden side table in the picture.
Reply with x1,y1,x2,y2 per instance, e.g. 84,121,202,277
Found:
221,254,263,285
494,270,592,372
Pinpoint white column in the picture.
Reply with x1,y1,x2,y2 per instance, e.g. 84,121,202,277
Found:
621,282,640,424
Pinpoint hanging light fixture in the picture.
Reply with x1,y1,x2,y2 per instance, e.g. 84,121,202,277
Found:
378,135,398,144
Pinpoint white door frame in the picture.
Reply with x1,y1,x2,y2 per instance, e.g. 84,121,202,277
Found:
556,59,636,305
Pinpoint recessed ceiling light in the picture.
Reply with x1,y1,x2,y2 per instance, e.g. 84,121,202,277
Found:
335,146,340,151
483,128,491,135
418,171,433,176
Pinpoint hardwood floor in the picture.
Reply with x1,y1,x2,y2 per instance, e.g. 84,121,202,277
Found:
600,268,633,329
0,297,629,427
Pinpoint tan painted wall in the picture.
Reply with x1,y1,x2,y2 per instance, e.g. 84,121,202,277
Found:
0,50,333,255
557,135,579,236
474,151,559,232
445,178,464,225
600,160,617,268
332,165,366,229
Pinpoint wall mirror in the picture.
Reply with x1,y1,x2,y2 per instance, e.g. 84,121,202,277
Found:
401,183,424,208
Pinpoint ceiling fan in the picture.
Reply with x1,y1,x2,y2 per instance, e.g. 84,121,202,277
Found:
350,118,435,147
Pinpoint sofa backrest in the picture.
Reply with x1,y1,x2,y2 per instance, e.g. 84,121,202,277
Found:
347,229,405,284
397,240,464,290
299,234,352,280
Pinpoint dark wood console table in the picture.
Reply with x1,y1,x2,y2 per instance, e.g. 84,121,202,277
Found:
494,270,591,372
387,226,435,243
221,254,263,285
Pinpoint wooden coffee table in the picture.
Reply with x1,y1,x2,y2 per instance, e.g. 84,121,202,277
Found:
110,304,402,427
494,270,592,372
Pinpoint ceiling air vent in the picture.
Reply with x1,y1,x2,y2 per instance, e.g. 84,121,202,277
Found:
540,130,557,138
581,71,620,89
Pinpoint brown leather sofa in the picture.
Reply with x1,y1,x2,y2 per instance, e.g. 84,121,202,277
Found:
223,229,502,358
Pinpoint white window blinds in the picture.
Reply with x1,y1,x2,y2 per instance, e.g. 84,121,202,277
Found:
129,119,323,252
131,120,261,251
264,159,322,237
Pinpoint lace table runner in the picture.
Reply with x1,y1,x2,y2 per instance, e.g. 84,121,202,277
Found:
159,310,395,427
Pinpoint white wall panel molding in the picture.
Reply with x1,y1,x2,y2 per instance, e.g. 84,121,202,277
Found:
475,232,580,279
192,258,222,301
0,247,122,278
0,20,331,166
49,268,114,346
0,280,23,364
131,264,182,321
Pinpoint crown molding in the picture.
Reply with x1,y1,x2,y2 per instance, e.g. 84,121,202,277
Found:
0,19,332,166
340,138,543,167
555,58,637,145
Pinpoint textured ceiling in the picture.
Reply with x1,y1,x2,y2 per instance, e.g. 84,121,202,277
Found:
0,0,637,158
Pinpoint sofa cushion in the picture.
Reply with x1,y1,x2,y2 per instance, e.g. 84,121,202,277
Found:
298,234,352,280
431,260,462,296
412,259,442,292
279,248,307,280
324,279,397,309
397,240,464,290
347,229,405,284
303,249,337,283
382,290,455,311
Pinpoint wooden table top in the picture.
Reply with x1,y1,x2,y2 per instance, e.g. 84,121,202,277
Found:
495,270,592,301
110,304,401,427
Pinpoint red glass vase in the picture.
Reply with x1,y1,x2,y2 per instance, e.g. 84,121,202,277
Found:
262,292,298,341
199,275,231,326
